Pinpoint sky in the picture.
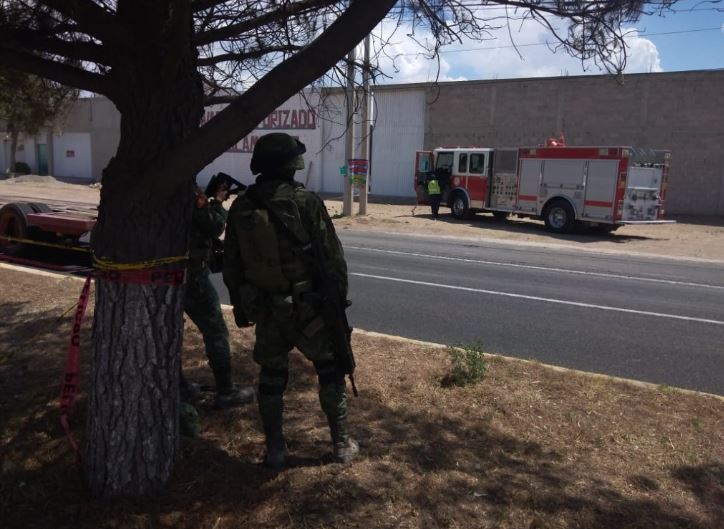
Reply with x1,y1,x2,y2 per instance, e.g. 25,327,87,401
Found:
374,0,724,83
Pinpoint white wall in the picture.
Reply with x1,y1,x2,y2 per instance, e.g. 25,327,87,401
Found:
52,132,93,180
369,88,425,197
197,93,323,190
319,93,348,195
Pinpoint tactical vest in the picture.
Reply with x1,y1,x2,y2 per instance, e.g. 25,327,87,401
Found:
233,185,312,293
427,179,441,195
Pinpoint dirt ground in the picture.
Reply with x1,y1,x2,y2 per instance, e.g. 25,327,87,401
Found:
2,177,723,261
325,199,724,261
1,266,722,529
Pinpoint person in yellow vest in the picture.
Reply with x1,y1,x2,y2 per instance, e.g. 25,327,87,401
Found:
427,175,442,218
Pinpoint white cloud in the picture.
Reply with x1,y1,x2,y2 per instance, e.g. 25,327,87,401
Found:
375,11,663,83
373,21,467,83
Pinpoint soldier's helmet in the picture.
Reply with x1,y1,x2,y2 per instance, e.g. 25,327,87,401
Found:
250,132,306,175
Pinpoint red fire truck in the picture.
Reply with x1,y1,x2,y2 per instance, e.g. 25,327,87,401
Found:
414,139,673,233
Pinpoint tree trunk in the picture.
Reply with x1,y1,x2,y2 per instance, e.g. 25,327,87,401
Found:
85,1,203,497
9,128,18,173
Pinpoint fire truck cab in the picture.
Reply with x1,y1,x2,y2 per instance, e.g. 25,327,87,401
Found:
414,143,673,233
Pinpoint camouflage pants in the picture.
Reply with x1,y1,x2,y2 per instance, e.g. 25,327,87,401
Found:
253,296,348,443
184,264,232,391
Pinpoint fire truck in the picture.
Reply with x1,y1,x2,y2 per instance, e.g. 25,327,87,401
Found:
414,139,673,233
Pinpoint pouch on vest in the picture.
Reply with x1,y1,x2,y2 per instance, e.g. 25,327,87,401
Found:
235,206,291,292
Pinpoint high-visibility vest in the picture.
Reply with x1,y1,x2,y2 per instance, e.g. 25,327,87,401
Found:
427,179,441,195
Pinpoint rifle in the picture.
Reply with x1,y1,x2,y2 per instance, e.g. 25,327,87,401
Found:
205,172,247,198
246,187,358,396
308,234,358,396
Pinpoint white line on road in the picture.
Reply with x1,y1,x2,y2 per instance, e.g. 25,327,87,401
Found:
346,246,724,290
351,272,724,326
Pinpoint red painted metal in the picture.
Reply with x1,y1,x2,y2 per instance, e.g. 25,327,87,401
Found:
466,175,488,205
26,213,96,237
584,200,614,208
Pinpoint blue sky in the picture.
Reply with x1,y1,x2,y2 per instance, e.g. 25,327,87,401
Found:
376,0,724,83
636,0,724,71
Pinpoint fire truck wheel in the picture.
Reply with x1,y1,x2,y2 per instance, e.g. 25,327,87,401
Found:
0,202,33,256
543,199,575,234
450,192,471,219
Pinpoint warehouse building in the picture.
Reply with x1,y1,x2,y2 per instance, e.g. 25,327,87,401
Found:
2,69,723,215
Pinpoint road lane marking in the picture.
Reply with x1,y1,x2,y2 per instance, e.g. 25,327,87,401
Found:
350,272,724,326
346,246,724,291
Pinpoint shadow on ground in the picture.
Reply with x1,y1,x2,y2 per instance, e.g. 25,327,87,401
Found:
402,209,657,244
1,300,721,529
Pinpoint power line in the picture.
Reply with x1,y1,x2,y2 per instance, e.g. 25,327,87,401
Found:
398,26,724,56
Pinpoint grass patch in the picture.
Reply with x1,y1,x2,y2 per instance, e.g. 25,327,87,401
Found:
444,341,488,387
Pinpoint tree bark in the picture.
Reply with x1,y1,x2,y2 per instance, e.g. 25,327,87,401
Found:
9,128,18,173
85,0,203,497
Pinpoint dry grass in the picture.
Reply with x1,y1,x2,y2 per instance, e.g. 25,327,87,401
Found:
1,266,722,529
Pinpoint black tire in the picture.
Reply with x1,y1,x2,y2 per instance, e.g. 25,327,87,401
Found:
543,199,576,234
0,202,33,255
27,202,52,214
492,211,510,221
450,192,471,219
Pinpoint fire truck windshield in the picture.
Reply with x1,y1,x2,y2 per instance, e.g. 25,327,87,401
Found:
436,152,454,172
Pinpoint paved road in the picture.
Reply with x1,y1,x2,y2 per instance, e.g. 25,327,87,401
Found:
211,230,724,395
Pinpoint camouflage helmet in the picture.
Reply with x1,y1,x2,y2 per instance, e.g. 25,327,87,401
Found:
250,132,306,175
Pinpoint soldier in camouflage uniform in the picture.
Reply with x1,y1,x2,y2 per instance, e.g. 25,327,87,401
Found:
183,181,255,410
223,132,358,469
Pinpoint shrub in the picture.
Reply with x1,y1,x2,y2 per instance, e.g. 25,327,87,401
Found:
13,162,31,175
445,341,487,387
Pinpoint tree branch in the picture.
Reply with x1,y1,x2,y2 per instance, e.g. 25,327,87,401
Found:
160,0,397,184
197,45,302,66
36,0,126,43
192,0,226,13
2,29,111,64
0,46,112,96
203,95,240,106
194,0,337,46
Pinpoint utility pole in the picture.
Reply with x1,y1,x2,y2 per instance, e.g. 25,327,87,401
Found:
359,34,371,215
342,46,356,217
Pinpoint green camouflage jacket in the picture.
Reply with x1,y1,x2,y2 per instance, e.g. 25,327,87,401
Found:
189,199,227,269
223,178,348,318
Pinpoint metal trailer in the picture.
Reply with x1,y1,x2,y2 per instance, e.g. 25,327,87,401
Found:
0,201,95,269
414,143,674,233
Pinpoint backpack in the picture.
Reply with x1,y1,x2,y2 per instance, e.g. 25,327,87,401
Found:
233,186,310,293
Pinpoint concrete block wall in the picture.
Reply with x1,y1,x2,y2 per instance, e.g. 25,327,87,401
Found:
424,71,724,216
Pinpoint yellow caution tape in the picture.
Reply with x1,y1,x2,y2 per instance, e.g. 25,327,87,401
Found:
93,254,188,271
0,235,186,269
0,234,93,253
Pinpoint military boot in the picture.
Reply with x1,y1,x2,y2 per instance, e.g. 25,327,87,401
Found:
214,384,256,409
213,367,255,409
259,393,288,470
319,379,359,464
179,402,201,438
329,418,359,464
263,427,288,470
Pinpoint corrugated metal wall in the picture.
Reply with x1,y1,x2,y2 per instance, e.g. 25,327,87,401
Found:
318,88,425,197
369,88,425,197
